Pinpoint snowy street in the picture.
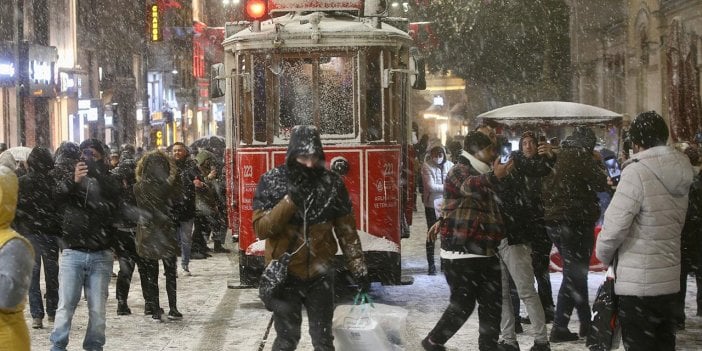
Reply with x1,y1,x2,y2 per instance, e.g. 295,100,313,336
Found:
26,205,702,350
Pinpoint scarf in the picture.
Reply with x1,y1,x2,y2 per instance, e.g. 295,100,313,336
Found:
462,150,491,174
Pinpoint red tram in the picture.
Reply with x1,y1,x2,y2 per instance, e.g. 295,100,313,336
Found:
212,0,425,285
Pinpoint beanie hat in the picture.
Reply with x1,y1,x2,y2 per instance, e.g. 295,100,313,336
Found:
79,138,106,157
464,131,493,154
629,111,669,149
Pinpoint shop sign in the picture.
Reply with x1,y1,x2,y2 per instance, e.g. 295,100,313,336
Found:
27,44,57,97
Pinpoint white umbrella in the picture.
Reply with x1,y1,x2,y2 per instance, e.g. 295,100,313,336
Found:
6,146,33,162
477,101,623,127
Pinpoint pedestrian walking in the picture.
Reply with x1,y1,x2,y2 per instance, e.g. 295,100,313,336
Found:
134,150,183,322
421,138,453,275
194,149,229,253
597,111,696,350
50,139,120,351
0,163,35,351
421,131,513,351
252,125,369,350
495,132,555,351
13,147,60,329
541,126,609,342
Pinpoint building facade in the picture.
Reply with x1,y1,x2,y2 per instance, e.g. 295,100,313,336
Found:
570,0,702,141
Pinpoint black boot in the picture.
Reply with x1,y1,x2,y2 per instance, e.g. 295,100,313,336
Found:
117,301,131,315
213,240,231,253
426,241,436,275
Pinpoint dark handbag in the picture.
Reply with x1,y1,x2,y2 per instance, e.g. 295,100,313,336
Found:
258,251,293,311
587,266,621,351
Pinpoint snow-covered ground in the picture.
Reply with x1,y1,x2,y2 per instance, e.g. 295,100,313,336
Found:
25,206,701,350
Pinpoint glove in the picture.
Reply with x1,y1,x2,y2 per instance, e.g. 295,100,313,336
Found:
356,274,371,294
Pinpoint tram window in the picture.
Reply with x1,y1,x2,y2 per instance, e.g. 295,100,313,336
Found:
279,59,315,136
253,59,267,142
366,51,383,141
319,56,353,136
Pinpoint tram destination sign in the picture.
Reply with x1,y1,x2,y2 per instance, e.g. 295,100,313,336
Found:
268,0,363,13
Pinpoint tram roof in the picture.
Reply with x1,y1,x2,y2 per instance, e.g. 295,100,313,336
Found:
223,12,413,50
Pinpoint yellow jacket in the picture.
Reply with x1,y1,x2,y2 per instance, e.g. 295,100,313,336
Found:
0,165,34,351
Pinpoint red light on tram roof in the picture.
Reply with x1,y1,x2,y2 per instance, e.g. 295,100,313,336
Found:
246,0,267,20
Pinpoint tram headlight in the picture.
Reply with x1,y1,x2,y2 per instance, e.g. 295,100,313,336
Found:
331,157,350,176
246,0,267,20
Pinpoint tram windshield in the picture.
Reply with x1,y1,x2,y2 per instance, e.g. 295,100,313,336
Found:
237,49,389,144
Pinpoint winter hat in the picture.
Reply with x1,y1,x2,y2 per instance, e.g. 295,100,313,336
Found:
120,144,136,160
464,131,493,155
27,147,54,173
79,138,106,157
629,111,669,149
54,141,80,164
286,125,326,166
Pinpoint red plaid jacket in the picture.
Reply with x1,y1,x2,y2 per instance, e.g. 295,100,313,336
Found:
439,155,505,256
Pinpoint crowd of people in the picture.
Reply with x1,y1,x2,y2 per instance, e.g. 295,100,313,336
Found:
418,111,702,351
1,110,701,351
0,139,232,351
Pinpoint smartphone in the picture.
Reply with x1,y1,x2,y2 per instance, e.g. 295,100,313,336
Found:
499,143,512,164
538,135,547,143
604,155,621,185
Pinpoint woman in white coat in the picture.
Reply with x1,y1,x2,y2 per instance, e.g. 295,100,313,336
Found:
422,139,453,275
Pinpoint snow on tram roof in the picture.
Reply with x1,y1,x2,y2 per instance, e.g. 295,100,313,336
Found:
223,12,412,49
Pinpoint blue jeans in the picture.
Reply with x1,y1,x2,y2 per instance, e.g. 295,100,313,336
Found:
176,220,194,268
26,233,60,319
545,220,593,331
50,249,113,351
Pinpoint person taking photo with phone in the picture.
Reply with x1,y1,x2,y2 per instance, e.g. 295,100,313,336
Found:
495,131,555,351
50,139,120,351
597,111,695,350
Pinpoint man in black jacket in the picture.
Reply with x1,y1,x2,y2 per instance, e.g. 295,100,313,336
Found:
171,142,204,275
50,139,120,351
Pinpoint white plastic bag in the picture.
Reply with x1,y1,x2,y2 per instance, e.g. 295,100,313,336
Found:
333,303,408,351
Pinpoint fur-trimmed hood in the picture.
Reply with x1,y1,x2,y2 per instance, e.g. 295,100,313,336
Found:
135,150,177,184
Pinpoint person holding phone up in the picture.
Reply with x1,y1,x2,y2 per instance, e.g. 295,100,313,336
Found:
50,139,120,351
494,131,556,351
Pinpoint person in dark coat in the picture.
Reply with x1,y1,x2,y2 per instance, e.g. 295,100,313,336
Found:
50,138,120,351
109,144,150,316
134,150,182,322
676,144,702,328
541,126,610,342
495,132,555,351
253,125,369,350
13,147,60,330
193,149,230,253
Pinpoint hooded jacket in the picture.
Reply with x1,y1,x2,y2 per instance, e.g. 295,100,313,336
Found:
597,146,695,296
55,145,120,251
421,139,454,208
0,165,34,351
252,125,367,281
14,147,59,237
134,151,181,259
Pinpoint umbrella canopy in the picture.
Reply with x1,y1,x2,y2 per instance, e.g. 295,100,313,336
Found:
6,146,33,162
190,135,225,158
477,101,623,127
